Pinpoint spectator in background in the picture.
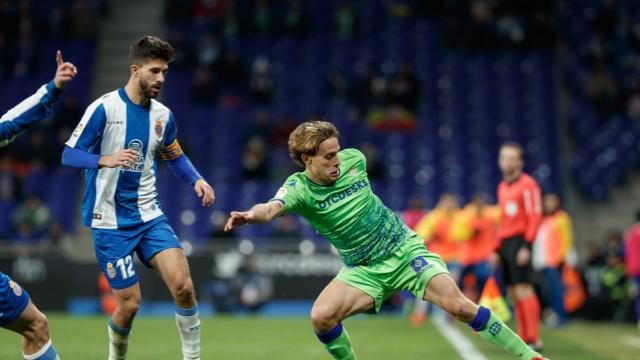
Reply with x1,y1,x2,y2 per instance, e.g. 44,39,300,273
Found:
241,135,269,179
360,142,385,180
234,256,274,313
221,0,241,39
168,31,195,69
451,193,499,302
12,194,51,240
218,50,246,91
53,95,83,144
325,69,350,102
250,0,274,37
604,228,624,259
268,214,301,240
388,62,419,112
585,64,619,116
0,156,21,201
281,0,308,38
243,110,272,142
411,193,461,326
533,193,575,327
196,31,221,67
192,65,218,104
333,1,358,40
13,31,37,77
268,116,296,149
249,56,275,104
624,210,640,329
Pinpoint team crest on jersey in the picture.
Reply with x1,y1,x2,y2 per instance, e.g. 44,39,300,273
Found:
121,139,145,172
106,262,116,279
154,119,163,138
348,167,360,177
9,281,22,296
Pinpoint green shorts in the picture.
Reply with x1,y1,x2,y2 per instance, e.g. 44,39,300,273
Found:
335,236,449,313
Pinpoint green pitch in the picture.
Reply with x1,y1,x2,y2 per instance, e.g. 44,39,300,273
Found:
0,315,637,359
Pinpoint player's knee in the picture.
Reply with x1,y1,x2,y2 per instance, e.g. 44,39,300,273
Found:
118,294,141,315
174,278,195,303
310,304,337,332
24,312,50,345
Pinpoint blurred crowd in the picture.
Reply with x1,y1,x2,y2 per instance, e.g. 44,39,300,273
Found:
0,0,109,244
400,192,640,326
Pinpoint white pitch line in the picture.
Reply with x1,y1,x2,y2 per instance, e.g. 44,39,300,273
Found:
620,335,640,349
433,317,489,360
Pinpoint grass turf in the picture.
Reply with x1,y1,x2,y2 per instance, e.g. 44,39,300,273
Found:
0,314,638,359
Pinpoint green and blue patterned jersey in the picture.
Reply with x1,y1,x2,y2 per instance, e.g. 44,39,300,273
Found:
271,148,415,266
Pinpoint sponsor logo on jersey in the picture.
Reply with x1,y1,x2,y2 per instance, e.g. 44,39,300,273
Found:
505,201,518,216
121,139,145,172
106,120,124,125
106,262,116,279
410,256,432,275
93,212,102,220
317,180,369,209
71,123,84,138
275,187,288,199
9,281,22,296
154,119,163,138
287,181,297,188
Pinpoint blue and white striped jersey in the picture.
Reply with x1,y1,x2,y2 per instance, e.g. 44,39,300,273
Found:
66,88,185,229
0,82,62,148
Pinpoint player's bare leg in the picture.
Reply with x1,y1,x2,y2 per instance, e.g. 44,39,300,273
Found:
424,273,546,360
5,300,60,359
311,279,374,360
108,285,141,360
151,248,200,360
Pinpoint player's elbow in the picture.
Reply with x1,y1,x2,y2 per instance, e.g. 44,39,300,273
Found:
61,146,72,167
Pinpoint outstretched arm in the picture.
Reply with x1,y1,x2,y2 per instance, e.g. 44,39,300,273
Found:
0,51,76,147
224,201,285,231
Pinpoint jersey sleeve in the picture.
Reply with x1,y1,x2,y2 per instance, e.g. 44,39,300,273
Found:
523,179,543,242
0,82,63,147
270,175,305,214
65,100,106,152
342,148,367,171
159,112,184,161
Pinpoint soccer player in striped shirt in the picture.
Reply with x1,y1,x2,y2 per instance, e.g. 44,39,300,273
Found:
61,36,214,360
0,50,76,360
225,120,548,360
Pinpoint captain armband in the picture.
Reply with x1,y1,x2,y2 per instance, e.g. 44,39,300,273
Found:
160,139,184,160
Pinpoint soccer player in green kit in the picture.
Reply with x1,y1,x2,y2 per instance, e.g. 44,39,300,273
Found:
224,120,548,360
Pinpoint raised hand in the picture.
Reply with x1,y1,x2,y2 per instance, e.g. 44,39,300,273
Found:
54,50,78,89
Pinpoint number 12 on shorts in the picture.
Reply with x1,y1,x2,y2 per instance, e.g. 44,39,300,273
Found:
115,255,135,280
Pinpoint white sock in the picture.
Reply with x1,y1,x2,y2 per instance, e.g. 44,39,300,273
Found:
175,305,201,360
108,319,130,360
23,339,60,360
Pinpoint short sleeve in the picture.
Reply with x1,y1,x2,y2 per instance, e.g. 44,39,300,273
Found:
159,112,184,161
65,101,106,152
270,175,305,214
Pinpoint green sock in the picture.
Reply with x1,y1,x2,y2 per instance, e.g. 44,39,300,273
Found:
472,308,541,360
316,323,357,360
